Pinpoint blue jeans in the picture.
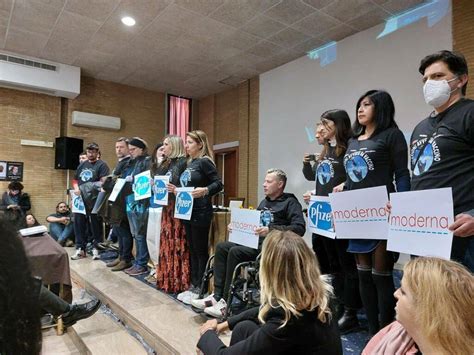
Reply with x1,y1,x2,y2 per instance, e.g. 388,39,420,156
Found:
128,214,149,268
49,222,74,242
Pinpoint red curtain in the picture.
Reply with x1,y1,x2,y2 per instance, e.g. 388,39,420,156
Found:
169,96,190,141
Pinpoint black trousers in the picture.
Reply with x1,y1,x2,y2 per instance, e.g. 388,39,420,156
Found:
229,320,260,346
321,238,361,310
73,212,102,250
213,242,259,301
39,285,69,316
312,234,331,274
184,223,211,288
451,235,473,272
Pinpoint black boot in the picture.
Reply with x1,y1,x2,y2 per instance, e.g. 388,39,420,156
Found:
372,272,396,328
358,268,380,335
338,308,360,334
62,299,102,327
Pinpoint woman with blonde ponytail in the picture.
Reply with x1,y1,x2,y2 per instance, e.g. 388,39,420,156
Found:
197,230,342,354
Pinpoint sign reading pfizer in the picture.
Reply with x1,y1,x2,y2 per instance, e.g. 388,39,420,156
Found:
133,170,152,201
308,196,336,239
70,191,86,215
153,175,169,206
174,187,194,220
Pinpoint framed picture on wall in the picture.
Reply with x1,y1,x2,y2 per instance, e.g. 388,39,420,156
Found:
6,161,23,181
0,161,7,180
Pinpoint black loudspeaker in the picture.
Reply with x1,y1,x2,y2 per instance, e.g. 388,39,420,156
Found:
55,137,84,170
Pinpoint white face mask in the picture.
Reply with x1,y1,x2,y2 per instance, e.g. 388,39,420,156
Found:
423,77,458,108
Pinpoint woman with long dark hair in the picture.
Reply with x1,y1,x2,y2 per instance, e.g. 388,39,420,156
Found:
334,90,410,336
176,130,223,305
305,109,361,334
151,135,190,293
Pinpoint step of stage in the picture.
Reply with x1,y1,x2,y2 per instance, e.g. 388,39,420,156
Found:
42,327,81,354
66,249,213,354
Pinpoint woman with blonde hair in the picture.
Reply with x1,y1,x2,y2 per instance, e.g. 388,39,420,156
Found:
151,135,190,293
176,130,223,304
197,230,342,354
363,257,474,355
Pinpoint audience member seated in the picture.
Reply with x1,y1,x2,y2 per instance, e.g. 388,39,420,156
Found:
0,218,100,354
192,168,305,317
363,257,474,355
197,230,342,354
0,181,31,227
47,202,74,246
25,213,41,228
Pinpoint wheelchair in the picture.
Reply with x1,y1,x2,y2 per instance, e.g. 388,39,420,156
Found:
195,253,261,320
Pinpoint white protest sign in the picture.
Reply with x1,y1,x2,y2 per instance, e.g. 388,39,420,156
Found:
109,178,126,202
147,207,163,264
387,188,453,259
307,196,336,239
329,185,389,239
70,191,86,215
153,175,170,206
174,187,194,220
229,208,261,249
133,170,152,201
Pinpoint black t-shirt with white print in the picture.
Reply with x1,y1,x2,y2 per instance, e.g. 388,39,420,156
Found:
410,98,474,215
315,146,346,196
74,160,110,185
344,127,409,193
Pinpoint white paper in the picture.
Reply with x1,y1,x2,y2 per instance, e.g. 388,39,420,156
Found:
387,188,454,259
329,186,389,239
174,187,194,220
108,178,126,202
229,208,261,249
153,175,170,206
307,196,336,239
133,170,152,201
70,191,86,215
147,207,163,264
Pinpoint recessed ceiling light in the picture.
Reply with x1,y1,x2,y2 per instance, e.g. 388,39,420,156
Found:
121,16,136,26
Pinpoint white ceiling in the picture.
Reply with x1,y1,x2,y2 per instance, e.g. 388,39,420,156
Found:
0,0,424,98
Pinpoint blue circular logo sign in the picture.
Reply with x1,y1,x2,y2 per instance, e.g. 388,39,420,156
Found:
309,201,332,230
73,197,84,211
176,192,193,214
154,179,167,200
134,176,150,195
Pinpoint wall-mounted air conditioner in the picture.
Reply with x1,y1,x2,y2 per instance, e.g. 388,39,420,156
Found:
72,111,121,130
0,51,80,99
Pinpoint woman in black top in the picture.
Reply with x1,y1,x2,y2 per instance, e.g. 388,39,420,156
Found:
334,90,411,335
151,135,190,293
197,230,342,355
305,110,361,334
178,130,223,301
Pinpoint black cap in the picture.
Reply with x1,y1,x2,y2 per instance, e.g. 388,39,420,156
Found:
86,142,99,151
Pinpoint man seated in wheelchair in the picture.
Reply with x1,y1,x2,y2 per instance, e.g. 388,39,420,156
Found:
192,168,306,318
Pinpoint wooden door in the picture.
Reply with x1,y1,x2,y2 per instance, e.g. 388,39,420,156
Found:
214,148,238,207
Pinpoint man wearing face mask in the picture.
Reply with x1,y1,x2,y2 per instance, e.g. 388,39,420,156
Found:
411,50,474,271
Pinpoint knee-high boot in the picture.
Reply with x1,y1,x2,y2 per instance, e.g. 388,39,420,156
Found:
357,267,379,335
372,271,396,328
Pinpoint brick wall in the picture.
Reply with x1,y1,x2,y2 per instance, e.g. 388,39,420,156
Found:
0,77,166,224
453,0,474,99
195,77,259,207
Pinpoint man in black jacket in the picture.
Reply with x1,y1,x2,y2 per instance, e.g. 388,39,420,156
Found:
192,168,305,318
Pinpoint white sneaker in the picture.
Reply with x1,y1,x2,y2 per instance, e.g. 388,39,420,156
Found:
204,299,227,318
181,291,199,305
191,294,217,310
92,248,100,260
71,249,86,260
177,290,191,302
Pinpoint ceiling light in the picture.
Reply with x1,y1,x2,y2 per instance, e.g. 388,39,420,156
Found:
121,16,136,26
